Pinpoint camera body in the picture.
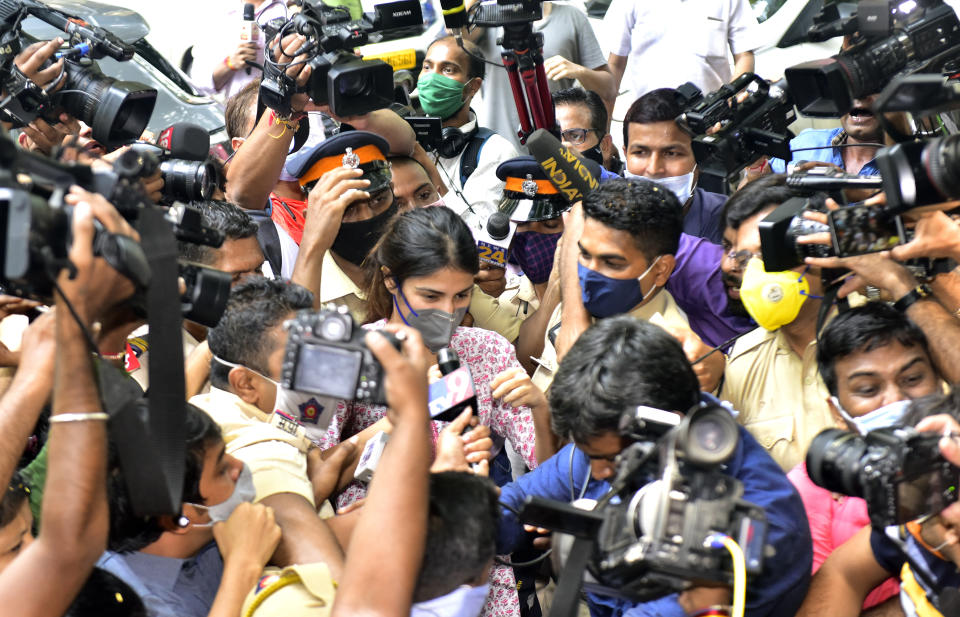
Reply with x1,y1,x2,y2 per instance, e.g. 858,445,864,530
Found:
758,196,831,271
281,305,401,405
520,404,768,603
785,0,960,117
807,426,960,529
676,74,795,181
260,0,422,117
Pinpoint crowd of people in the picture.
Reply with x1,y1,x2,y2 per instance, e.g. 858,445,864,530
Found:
3,1,960,617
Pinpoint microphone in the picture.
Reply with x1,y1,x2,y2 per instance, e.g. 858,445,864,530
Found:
240,3,258,75
439,0,468,30
474,210,515,268
428,348,478,423
156,123,211,161
526,128,600,204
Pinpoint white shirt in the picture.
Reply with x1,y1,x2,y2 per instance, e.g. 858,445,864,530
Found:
434,112,519,231
602,0,760,101
189,0,288,101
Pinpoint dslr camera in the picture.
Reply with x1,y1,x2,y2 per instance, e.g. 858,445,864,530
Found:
260,0,423,117
281,305,401,405
807,425,960,529
0,0,157,147
128,124,220,204
784,0,960,117
520,404,768,602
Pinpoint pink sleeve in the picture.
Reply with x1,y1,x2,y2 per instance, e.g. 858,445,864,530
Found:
787,463,836,572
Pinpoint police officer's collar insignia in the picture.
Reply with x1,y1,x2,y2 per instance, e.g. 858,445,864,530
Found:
342,147,360,169
521,174,538,197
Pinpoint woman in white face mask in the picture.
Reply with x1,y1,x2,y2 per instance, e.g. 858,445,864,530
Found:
316,206,556,617
786,303,942,612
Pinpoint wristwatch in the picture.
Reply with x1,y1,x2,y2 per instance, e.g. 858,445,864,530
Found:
893,283,934,312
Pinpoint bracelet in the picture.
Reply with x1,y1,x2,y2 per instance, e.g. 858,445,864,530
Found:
893,283,934,312
225,56,239,71
100,350,125,361
49,412,109,424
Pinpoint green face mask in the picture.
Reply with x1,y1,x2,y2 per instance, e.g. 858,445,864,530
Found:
418,72,470,120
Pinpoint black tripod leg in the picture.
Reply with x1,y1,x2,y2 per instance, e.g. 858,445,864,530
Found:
548,537,593,617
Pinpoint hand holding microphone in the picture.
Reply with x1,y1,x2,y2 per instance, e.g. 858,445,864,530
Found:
236,3,259,74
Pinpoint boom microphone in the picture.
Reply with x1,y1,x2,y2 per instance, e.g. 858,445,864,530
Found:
156,123,211,161
439,0,468,30
526,128,600,204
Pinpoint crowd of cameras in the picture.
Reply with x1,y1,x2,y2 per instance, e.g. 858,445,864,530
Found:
3,0,960,607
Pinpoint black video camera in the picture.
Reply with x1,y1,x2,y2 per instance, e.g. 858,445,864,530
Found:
807,425,960,528
520,404,768,603
128,148,217,205
784,0,960,117
0,0,157,148
676,73,795,181
260,0,423,117
281,305,401,405
874,134,960,213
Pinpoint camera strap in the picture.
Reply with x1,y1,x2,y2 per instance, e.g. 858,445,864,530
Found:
131,208,186,515
549,536,593,617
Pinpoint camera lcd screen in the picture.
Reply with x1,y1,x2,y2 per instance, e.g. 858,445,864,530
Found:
294,343,363,400
829,205,904,258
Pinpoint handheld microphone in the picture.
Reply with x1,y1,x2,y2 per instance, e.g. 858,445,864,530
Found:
439,0,468,30
428,348,478,423
526,128,600,204
157,123,211,161
474,210,515,269
240,3,258,75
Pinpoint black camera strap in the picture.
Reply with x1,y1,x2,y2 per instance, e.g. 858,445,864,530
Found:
122,208,185,515
549,536,593,617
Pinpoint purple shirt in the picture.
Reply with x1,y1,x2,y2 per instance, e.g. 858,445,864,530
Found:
667,233,755,349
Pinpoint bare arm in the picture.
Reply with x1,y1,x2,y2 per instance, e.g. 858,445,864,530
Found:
607,53,628,96
732,51,754,80
555,203,590,362
412,143,446,196
543,56,615,110
342,109,416,157
332,326,431,617
0,189,135,617
795,526,892,617
208,503,282,617
514,278,560,375
260,492,345,577
225,34,312,210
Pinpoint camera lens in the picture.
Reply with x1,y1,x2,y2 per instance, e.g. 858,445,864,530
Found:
806,428,868,497
677,406,738,466
161,159,217,202
318,313,351,341
924,134,960,200
58,62,157,148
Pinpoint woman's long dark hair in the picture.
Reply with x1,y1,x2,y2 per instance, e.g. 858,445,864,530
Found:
364,206,479,323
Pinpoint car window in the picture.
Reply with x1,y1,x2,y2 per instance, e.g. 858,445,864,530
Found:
133,40,200,96
751,0,790,23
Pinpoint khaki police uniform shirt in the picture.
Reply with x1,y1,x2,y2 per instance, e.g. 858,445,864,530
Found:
190,388,316,507
126,327,202,393
720,326,843,472
241,563,335,617
469,275,540,343
319,250,367,323
531,289,690,392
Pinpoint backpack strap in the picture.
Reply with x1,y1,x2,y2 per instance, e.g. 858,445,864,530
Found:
458,127,495,186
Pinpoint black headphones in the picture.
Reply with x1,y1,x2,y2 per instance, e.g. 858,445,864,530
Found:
437,122,478,159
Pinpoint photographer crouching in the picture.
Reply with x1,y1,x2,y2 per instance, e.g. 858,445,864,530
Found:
497,316,812,617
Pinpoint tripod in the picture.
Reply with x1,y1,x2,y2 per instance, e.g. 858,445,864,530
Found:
498,21,555,144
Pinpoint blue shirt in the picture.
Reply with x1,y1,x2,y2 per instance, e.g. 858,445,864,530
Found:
685,188,726,245
769,128,881,175
97,542,225,617
668,234,756,349
497,396,812,617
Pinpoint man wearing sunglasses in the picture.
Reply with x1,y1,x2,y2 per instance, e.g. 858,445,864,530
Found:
623,88,728,245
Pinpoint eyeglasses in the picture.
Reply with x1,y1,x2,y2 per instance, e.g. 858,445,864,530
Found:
560,128,601,145
724,249,762,271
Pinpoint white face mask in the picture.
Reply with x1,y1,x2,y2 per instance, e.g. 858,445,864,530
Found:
624,167,697,205
213,355,334,429
183,463,256,527
410,584,490,617
830,397,911,435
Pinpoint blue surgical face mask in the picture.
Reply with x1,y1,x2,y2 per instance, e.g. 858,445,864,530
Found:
410,583,490,617
394,281,467,353
830,397,911,435
578,256,661,318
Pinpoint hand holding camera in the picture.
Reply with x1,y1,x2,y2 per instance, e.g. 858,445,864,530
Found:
12,38,64,93
57,186,139,324
18,113,81,156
